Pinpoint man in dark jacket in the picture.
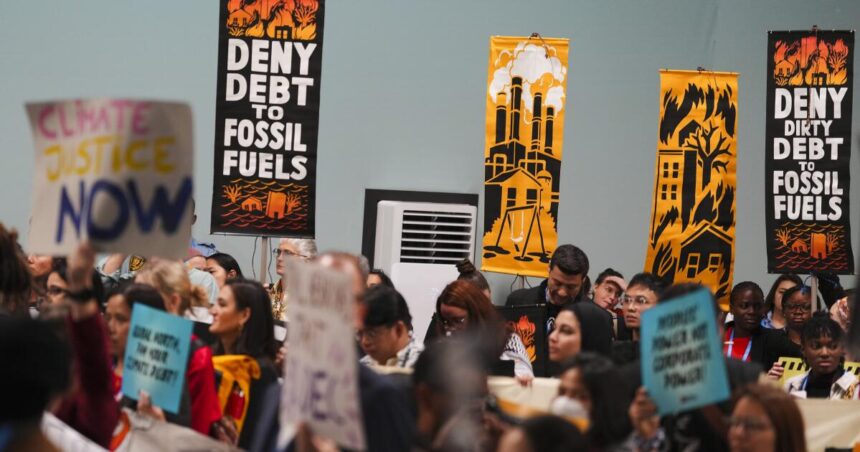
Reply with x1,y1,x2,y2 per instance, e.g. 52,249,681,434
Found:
505,244,612,357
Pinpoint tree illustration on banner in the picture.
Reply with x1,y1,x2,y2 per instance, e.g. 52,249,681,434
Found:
645,70,738,310
481,36,569,278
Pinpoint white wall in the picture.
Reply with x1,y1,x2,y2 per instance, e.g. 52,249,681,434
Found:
1,0,858,302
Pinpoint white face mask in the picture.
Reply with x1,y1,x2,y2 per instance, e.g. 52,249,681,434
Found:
549,395,587,419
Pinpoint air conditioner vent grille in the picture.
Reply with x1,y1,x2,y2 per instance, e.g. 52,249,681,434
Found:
399,210,474,264
374,201,476,269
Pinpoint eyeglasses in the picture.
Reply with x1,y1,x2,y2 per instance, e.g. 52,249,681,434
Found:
784,303,812,313
621,295,653,306
439,316,467,330
273,249,306,259
355,326,391,341
727,416,771,432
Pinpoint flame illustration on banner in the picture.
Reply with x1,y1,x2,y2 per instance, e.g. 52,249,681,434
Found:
507,315,537,362
482,36,569,278
644,70,738,310
225,0,319,41
773,35,850,86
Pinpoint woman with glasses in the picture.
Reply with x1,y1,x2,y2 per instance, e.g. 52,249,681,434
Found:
785,312,859,400
728,384,806,452
761,274,802,329
765,285,812,380
269,238,317,320
433,280,533,378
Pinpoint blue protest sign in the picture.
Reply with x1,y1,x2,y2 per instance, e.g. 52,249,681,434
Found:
121,304,193,414
640,288,730,415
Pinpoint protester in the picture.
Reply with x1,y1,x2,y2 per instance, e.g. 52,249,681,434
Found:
762,274,802,329
251,253,415,452
723,281,796,371
548,305,582,365
42,257,104,311
625,283,764,452
505,244,591,316
134,260,223,435
457,258,491,299
269,238,318,319
49,244,119,448
728,384,807,452
367,268,395,288
764,284,811,380
590,268,627,339
205,252,244,288
612,272,663,365
104,283,167,400
435,279,533,378
505,245,612,361
556,352,633,450
359,285,424,368
0,224,33,317
26,252,52,312
413,337,490,452
496,415,588,452
785,312,860,400
210,278,278,448
0,316,71,452
136,259,212,322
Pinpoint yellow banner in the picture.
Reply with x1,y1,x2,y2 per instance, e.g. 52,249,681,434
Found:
644,70,738,310
481,36,569,277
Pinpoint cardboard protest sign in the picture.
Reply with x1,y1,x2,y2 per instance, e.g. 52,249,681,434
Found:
481,36,569,278
211,0,325,237
639,289,729,415
765,30,854,274
644,70,739,310
26,99,193,258
280,259,365,449
121,304,193,414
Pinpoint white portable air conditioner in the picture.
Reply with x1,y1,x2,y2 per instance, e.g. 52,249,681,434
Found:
373,201,477,342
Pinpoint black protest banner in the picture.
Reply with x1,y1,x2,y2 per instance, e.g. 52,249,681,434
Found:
211,0,325,237
766,30,854,274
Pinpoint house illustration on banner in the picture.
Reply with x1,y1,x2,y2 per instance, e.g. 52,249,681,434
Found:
647,78,738,304
483,76,560,264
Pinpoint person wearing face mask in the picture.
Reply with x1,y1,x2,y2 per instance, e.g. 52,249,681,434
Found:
785,312,859,400
554,353,632,451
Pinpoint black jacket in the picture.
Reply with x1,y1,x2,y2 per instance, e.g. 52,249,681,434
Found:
506,280,613,358
724,322,797,371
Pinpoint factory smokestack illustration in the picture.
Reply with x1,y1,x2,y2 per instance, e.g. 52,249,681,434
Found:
509,77,522,142
531,92,542,151
545,106,554,154
495,92,507,144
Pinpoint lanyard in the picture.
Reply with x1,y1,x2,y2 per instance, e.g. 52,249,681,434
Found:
726,327,752,361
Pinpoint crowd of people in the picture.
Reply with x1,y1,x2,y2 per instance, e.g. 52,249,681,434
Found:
1,221,858,452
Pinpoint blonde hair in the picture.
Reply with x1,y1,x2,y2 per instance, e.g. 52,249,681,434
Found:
137,259,208,314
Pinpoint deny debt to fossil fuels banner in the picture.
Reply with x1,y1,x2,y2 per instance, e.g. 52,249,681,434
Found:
765,30,854,274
